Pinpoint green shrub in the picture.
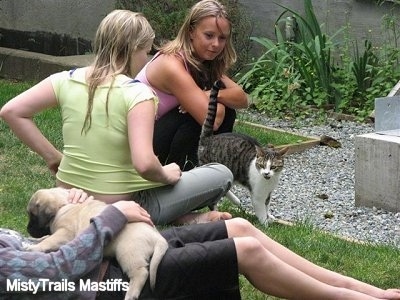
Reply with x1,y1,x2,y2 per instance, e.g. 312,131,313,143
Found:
238,0,400,121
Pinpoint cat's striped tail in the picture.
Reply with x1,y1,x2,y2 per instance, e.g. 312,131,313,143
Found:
200,80,222,138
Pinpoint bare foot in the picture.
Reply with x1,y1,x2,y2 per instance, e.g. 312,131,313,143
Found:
174,211,232,225
195,211,232,223
380,289,400,300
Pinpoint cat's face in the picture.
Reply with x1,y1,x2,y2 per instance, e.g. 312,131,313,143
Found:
255,147,288,179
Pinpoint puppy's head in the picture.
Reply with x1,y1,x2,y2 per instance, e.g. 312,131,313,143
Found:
27,188,69,238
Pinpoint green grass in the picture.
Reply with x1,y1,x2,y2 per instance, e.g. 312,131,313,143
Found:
0,78,61,230
1,79,399,299
233,120,310,146
218,200,400,299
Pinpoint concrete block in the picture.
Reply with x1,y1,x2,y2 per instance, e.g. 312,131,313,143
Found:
355,132,400,212
375,96,400,131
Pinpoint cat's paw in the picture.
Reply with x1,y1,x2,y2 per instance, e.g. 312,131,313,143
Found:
259,213,276,225
267,213,276,222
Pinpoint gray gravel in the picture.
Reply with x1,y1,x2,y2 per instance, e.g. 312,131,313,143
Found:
231,110,400,248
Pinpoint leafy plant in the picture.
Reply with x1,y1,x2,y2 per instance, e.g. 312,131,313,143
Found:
351,40,375,97
238,0,400,121
276,0,339,106
238,34,307,118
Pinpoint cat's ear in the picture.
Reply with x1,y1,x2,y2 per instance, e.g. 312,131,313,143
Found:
256,145,265,156
278,147,289,157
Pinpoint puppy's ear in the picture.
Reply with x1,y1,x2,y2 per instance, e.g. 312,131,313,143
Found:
26,192,56,238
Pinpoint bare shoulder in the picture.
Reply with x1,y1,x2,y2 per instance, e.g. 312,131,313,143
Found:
147,53,192,91
149,53,186,74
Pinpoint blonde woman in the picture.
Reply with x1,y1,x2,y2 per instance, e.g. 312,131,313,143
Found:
136,0,248,170
0,9,233,225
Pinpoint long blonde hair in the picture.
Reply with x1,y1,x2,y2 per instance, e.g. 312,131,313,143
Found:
160,0,236,88
82,10,154,133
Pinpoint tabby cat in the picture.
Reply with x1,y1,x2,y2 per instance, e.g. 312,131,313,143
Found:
197,80,288,224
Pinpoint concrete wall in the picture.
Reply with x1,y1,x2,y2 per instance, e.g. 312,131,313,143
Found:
0,0,114,41
0,0,398,54
241,0,399,47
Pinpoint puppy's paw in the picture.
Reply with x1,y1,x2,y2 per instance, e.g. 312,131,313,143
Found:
23,241,52,253
23,244,43,252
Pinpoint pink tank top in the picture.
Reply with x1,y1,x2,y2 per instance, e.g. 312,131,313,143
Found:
135,52,189,119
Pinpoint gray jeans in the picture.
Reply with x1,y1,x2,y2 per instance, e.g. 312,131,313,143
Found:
132,163,233,225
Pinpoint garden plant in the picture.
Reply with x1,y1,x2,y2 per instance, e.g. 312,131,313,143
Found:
238,0,400,122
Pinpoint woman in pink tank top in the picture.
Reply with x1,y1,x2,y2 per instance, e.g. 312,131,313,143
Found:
135,0,248,170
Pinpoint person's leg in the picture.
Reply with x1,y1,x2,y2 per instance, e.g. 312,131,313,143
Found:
226,218,400,300
133,163,233,225
234,236,380,300
159,220,233,252
169,107,236,170
153,107,189,165
215,107,236,134
153,107,201,170
171,107,237,170
154,106,236,170
166,115,200,170
150,222,241,299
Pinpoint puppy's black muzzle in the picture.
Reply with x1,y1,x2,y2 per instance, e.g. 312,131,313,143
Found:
27,213,52,238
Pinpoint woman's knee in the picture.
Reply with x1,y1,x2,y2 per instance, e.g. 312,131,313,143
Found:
226,217,254,237
234,236,266,272
191,163,233,186
205,163,233,182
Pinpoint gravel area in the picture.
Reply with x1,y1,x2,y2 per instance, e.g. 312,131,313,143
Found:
232,110,400,248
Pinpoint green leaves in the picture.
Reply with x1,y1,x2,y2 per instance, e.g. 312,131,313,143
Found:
237,0,400,121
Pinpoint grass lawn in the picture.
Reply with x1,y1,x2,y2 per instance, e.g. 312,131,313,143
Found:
0,78,399,299
234,120,310,146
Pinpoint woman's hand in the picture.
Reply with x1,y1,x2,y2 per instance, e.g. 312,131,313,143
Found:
178,105,187,114
162,163,182,185
67,188,94,204
112,201,154,227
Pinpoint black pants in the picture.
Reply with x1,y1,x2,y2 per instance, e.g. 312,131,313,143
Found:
153,106,236,171
98,221,240,300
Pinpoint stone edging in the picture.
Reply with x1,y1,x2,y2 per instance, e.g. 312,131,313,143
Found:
0,47,93,81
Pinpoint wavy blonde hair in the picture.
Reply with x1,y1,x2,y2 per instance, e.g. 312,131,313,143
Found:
160,0,237,88
83,10,155,133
